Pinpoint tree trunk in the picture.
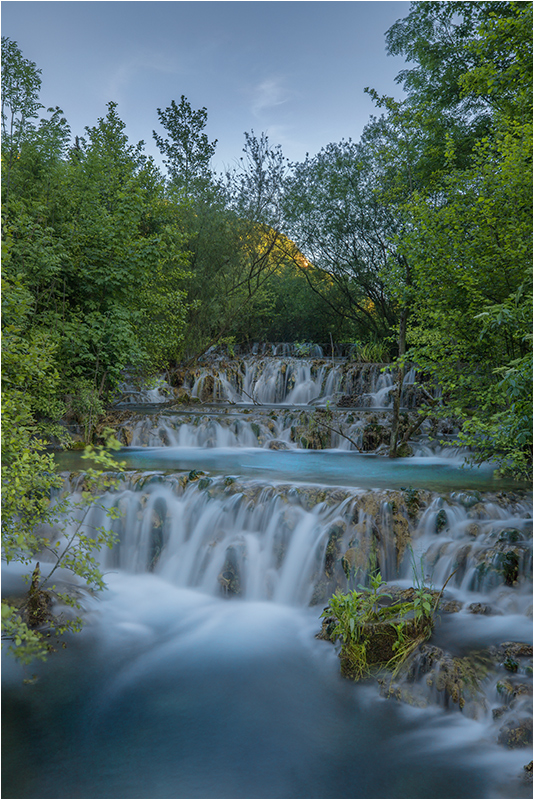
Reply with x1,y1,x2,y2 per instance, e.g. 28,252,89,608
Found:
389,304,408,457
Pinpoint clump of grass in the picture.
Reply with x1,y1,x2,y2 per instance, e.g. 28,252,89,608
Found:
321,552,455,681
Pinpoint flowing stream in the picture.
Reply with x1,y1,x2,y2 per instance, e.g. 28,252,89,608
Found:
2,352,532,799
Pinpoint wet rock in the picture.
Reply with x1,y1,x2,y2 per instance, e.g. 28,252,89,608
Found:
324,523,346,578
310,580,329,606
467,602,492,615
500,642,533,659
435,509,448,533
440,599,462,613
361,422,388,452
497,528,525,544
266,439,290,450
496,678,532,701
407,645,490,714
337,395,359,407
378,680,430,708
199,374,215,402
466,523,480,538
497,718,533,748
218,546,243,596
121,427,134,446
341,547,358,579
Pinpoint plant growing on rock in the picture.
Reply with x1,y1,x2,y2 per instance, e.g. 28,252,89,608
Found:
321,565,436,681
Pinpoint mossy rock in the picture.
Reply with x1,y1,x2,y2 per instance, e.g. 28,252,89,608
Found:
361,423,388,452
266,440,290,450
498,718,533,749
324,523,346,578
218,546,244,597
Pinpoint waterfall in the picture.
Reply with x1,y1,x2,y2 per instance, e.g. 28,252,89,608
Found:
4,347,532,800
45,474,532,620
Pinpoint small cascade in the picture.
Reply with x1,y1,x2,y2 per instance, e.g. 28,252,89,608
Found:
115,376,176,405
183,357,346,405
176,359,426,408
112,407,406,451
5,463,531,799
114,353,432,410
410,494,533,604
47,475,532,618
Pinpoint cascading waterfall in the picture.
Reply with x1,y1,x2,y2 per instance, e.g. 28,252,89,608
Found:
115,355,425,408
3,347,532,800
54,474,531,615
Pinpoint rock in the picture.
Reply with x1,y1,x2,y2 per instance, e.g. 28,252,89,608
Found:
435,509,448,533
266,439,290,450
440,599,462,613
504,642,533,658
504,656,520,673
496,678,532,700
498,718,533,748
466,522,480,538
218,546,244,597
467,602,492,615
337,395,359,407
497,528,525,544
361,422,388,452
324,523,346,578
491,642,533,660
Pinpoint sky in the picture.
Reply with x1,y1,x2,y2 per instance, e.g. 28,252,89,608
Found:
2,1,411,174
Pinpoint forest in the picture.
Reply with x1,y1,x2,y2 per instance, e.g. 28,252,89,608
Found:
1,1,532,659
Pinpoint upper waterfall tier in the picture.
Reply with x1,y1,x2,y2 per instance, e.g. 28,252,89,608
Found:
117,358,429,408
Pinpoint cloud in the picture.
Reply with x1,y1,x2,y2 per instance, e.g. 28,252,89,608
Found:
102,51,180,105
251,77,290,117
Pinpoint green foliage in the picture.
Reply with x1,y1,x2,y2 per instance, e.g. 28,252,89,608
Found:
1,79,192,415
361,1,533,477
409,549,435,623
351,340,390,363
322,567,434,681
153,95,218,195
283,139,398,340
2,433,125,663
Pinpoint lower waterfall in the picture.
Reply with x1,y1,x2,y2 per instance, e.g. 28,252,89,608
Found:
2,462,532,799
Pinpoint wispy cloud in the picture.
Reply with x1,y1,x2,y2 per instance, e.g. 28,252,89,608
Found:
251,77,290,117
102,51,180,105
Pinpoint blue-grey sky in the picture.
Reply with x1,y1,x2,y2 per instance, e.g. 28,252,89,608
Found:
2,1,410,173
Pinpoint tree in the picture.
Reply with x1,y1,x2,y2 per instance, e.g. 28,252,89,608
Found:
1,36,43,206
174,130,298,358
367,0,533,474
2,96,192,414
284,138,398,342
153,95,218,195
1,270,123,663
400,127,532,475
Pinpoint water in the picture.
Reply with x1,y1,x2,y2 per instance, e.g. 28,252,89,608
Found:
115,357,424,408
57,445,526,492
2,354,532,799
3,576,531,799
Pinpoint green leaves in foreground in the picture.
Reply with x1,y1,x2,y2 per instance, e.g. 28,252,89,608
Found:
1,434,125,664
